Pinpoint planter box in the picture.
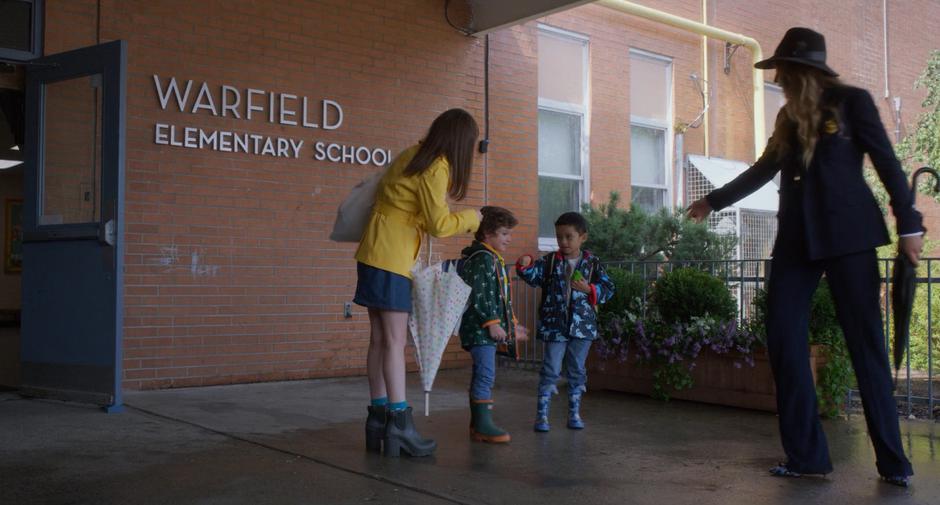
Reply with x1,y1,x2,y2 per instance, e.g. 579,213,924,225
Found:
587,345,827,412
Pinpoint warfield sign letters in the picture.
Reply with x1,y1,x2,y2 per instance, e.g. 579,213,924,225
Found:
152,75,391,166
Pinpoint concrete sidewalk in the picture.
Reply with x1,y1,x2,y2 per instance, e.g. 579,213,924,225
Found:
1,367,938,505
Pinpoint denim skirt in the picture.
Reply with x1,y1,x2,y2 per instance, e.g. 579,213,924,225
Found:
353,262,412,312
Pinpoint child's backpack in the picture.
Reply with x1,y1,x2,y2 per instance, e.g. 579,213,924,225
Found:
441,249,492,277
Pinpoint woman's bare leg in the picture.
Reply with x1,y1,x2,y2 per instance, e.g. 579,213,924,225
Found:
380,310,410,403
366,308,387,400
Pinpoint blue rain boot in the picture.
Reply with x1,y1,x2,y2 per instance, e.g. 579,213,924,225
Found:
533,394,551,432
567,392,585,430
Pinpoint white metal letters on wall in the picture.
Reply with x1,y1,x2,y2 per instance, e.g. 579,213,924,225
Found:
151,75,391,166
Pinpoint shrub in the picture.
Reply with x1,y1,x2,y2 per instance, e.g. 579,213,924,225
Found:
650,268,737,325
582,192,736,263
602,267,645,319
597,268,758,400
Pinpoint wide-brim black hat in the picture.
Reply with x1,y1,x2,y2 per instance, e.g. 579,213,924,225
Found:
754,27,839,77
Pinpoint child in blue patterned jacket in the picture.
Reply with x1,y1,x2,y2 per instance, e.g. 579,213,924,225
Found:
516,211,615,432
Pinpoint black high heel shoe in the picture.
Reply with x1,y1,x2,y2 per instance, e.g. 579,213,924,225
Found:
383,407,436,457
769,463,802,478
880,475,910,488
365,405,387,453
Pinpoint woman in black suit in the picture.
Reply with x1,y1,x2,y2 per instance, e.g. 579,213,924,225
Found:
688,27,922,487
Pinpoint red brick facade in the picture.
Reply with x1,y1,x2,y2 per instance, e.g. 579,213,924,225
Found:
35,0,940,389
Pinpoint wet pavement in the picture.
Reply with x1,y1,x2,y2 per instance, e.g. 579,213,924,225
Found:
1,367,939,505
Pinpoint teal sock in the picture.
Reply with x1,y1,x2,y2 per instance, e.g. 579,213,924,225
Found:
370,397,388,407
389,401,408,411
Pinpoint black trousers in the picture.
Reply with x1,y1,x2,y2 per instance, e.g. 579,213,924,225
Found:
766,247,913,476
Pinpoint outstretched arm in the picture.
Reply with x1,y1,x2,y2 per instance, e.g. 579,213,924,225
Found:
516,254,546,287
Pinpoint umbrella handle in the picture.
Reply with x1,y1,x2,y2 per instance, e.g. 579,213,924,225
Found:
425,391,429,417
911,166,940,203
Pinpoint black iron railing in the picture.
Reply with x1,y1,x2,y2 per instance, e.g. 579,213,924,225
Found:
502,257,939,417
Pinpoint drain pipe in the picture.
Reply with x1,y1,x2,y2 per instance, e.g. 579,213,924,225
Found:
597,0,766,159
701,0,709,157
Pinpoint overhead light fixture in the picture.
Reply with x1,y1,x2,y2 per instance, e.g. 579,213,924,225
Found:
10,145,19,151
0,160,23,169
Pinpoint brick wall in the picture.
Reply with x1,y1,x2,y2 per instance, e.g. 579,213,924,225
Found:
40,0,940,389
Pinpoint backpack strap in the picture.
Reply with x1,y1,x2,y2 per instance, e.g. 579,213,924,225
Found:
460,249,495,275
539,252,556,309
465,249,513,333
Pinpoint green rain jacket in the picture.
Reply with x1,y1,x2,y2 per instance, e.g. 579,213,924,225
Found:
457,241,516,349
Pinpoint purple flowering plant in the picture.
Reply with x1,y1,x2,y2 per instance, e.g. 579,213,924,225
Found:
596,311,764,400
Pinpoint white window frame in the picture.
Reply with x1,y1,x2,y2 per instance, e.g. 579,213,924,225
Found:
537,24,590,251
764,82,785,186
629,48,674,213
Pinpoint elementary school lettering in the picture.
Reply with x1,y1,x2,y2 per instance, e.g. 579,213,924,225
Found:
151,75,390,166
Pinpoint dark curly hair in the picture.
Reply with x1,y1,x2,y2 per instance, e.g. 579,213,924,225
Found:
475,206,518,242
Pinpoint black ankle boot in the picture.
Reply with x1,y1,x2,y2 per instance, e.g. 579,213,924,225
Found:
384,407,436,457
365,406,386,452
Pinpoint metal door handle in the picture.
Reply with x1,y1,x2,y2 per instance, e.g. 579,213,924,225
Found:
101,219,115,246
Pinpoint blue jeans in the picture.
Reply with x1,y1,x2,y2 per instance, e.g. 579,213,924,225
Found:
538,339,593,396
469,345,497,400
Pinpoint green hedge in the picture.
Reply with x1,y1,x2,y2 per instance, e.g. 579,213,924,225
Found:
650,267,737,325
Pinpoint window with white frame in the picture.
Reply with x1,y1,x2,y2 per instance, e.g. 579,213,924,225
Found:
763,82,786,142
764,82,786,185
538,26,588,246
630,50,672,213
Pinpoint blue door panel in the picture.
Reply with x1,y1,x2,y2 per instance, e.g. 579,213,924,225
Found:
21,41,125,411
21,239,116,365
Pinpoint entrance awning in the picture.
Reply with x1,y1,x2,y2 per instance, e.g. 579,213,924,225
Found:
466,0,593,35
688,154,778,212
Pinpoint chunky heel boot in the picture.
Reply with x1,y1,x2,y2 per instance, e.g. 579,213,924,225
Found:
567,392,585,429
365,405,386,453
533,394,551,432
383,407,436,457
469,399,510,443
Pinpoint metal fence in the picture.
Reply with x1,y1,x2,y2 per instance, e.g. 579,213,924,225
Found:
502,257,939,417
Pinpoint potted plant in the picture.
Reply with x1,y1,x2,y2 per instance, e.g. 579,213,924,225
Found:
589,268,843,414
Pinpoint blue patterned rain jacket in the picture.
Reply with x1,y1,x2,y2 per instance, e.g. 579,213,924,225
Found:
516,251,615,342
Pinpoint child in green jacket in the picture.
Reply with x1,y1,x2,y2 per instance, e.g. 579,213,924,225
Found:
458,206,527,443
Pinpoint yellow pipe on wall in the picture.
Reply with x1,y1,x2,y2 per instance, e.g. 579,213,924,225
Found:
702,0,709,157
597,0,766,159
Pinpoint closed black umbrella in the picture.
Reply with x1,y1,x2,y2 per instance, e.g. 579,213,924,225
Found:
892,167,940,382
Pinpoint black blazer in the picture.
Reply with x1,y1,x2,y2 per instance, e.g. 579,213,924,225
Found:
706,86,923,260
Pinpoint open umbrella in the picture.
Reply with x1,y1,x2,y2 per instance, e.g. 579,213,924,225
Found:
409,244,473,416
892,166,940,383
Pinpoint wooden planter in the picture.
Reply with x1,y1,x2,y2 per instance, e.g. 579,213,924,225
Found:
587,345,827,412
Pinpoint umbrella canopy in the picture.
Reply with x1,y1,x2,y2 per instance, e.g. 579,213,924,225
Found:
409,259,472,416
892,167,940,378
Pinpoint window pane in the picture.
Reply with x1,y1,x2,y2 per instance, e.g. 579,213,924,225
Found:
0,1,32,52
630,52,671,122
539,177,580,237
763,83,786,141
539,109,581,176
42,74,102,225
631,186,666,213
630,125,665,186
539,30,585,105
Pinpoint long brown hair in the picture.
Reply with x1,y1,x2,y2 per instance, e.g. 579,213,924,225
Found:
403,108,479,201
767,62,843,167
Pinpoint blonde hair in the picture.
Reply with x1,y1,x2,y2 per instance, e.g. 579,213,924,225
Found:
767,62,843,167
